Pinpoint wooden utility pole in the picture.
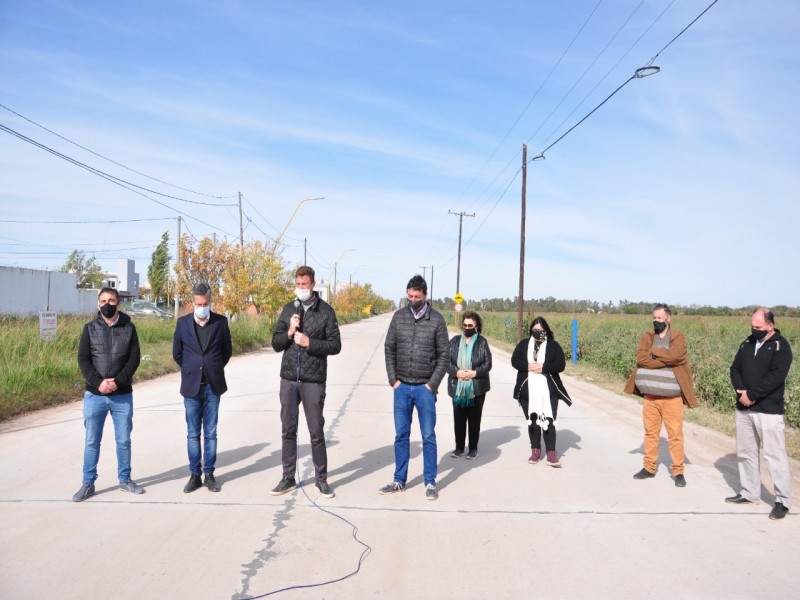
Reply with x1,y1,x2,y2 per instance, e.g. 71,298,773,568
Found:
518,144,527,342
238,191,244,248
174,215,182,319
418,266,428,279
448,210,475,294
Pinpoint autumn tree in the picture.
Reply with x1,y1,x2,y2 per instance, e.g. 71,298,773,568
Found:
224,240,293,315
174,234,233,304
60,249,104,288
147,231,170,304
175,235,292,315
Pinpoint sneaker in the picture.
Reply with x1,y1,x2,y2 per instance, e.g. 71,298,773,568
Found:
378,481,404,495
315,479,335,498
528,448,542,464
72,483,95,502
204,473,221,492
183,474,203,493
425,483,439,501
633,468,655,480
450,448,465,458
466,449,478,460
674,474,686,488
769,502,789,520
546,450,561,468
119,480,145,494
270,476,296,496
725,494,753,505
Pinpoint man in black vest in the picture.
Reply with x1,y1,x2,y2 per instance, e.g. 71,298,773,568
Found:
173,282,233,493
73,287,142,502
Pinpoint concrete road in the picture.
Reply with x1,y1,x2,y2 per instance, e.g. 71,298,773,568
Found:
1,313,799,599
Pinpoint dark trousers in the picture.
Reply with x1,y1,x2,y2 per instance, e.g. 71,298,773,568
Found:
279,379,327,480
520,394,558,452
453,394,486,452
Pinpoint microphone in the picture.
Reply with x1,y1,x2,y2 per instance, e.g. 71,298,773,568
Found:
293,299,303,332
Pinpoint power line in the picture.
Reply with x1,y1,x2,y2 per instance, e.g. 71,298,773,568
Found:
0,122,237,207
0,123,237,238
0,102,236,200
0,217,174,224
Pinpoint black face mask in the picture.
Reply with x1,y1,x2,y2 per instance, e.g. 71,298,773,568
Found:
653,321,668,334
531,330,546,341
100,303,117,318
463,328,476,338
409,299,425,311
751,328,769,341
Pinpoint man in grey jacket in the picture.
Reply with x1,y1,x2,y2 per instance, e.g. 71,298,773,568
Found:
380,275,449,500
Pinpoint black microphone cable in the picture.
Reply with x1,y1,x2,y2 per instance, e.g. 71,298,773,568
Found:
241,304,371,599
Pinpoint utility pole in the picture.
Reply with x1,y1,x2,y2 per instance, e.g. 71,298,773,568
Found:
238,191,244,248
518,144,527,342
418,266,427,279
430,265,434,302
174,215,182,319
304,238,307,265
448,210,475,294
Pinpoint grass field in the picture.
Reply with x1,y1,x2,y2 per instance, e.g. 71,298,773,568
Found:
474,311,800,429
3,310,799,455
0,309,373,421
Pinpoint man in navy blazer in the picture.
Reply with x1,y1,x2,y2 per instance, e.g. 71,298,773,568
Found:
173,282,233,493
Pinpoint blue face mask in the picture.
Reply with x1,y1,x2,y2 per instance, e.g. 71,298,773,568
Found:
194,306,210,320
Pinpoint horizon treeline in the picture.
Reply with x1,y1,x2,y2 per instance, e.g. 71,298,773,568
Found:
429,296,800,317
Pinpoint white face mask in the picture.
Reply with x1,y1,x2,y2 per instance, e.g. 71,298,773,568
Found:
194,305,210,320
295,287,312,302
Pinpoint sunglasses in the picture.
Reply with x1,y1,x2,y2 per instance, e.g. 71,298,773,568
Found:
463,324,476,329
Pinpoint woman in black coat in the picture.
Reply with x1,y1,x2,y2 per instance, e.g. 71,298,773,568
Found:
446,311,492,460
511,316,572,467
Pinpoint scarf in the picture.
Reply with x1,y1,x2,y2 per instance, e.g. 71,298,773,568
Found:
453,334,476,407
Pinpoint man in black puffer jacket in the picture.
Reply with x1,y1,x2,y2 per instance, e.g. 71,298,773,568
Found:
270,266,341,499
73,287,142,502
380,275,449,501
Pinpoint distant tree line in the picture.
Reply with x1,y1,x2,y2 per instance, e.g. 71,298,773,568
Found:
430,296,800,318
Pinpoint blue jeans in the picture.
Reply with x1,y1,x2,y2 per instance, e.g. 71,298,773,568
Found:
184,384,221,476
393,383,437,486
81,391,133,484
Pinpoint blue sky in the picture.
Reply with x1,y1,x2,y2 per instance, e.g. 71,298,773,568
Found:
1,1,798,308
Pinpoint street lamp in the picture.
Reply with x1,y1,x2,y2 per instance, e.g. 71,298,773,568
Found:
273,197,324,250
332,248,356,300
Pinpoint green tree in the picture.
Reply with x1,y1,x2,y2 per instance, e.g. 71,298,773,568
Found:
60,249,104,288
148,231,170,303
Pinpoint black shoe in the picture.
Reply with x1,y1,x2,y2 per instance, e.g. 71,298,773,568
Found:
204,474,220,492
725,494,753,505
315,479,335,498
183,474,202,493
270,476,296,496
769,502,788,520
450,449,465,458
674,474,686,488
466,449,478,460
72,483,95,502
633,468,655,480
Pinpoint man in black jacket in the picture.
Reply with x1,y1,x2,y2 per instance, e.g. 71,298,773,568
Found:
73,287,142,502
727,307,793,520
173,282,232,494
270,266,341,498
380,275,449,501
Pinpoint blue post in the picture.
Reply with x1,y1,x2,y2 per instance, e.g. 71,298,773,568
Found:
571,319,578,364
